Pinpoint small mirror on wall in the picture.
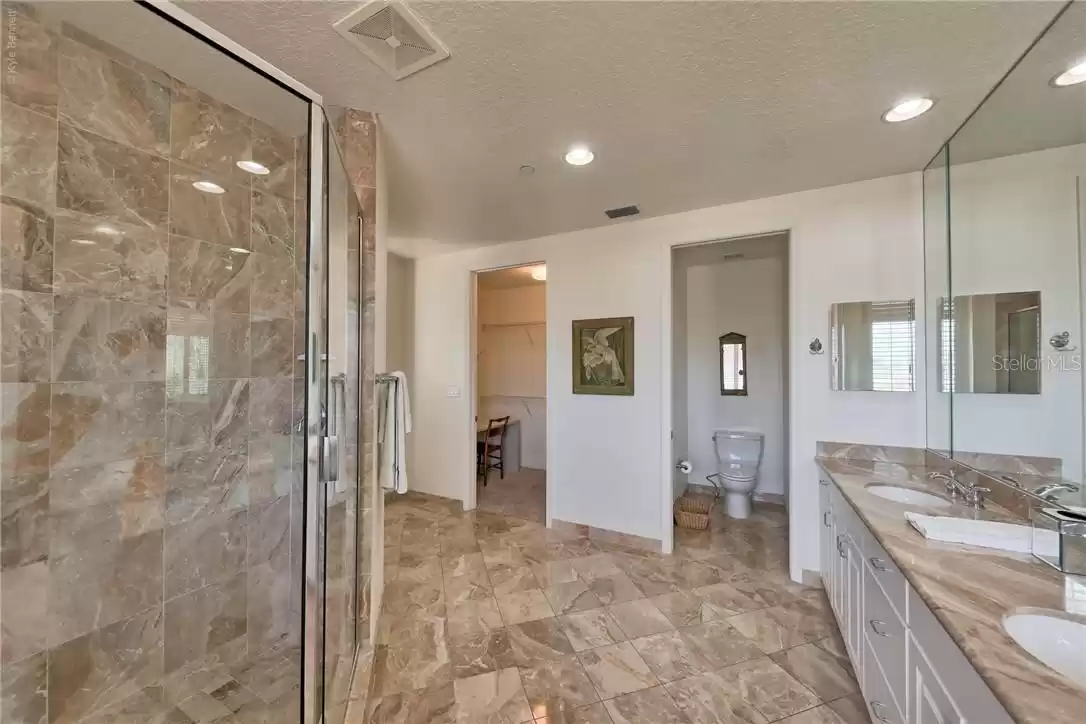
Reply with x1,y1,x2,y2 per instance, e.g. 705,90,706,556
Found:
938,291,1041,394
830,300,916,392
720,333,747,395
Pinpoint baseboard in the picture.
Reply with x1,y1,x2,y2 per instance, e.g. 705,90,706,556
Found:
551,518,663,554
683,483,786,507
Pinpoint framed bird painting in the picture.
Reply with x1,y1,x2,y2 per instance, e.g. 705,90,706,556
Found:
572,317,635,395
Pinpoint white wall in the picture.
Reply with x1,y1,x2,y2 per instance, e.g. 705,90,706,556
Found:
477,284,547,470
406,171,925,577
946,145,1085,480
685,256,787,500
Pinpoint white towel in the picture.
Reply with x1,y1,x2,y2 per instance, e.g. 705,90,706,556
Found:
904,513,1058,557
378,371,411,494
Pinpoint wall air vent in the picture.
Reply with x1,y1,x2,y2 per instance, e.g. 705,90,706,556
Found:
605,205,640,219
333,1,450,80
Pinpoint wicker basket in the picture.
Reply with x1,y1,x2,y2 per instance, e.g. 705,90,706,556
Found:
674,494,714,530
677,494,714,515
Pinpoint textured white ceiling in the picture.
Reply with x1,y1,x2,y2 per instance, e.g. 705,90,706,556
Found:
182,0,1063,249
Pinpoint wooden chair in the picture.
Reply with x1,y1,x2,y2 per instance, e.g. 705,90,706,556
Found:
477,416,510,485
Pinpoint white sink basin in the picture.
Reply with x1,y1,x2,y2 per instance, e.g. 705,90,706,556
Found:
866,484,951,509
1004,612,1086,686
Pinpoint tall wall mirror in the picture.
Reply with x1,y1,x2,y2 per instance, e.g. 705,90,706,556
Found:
830,300,916,392
924,1,1086,505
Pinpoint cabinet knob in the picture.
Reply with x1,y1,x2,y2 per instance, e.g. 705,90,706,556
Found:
869,619,891,637
870,701,892,723
823,511,832,528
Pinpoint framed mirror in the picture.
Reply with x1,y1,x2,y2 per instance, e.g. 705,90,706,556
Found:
830,300,916,392
719,332,747,395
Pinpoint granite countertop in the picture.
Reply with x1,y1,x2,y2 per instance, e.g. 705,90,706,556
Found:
816,456,1086,724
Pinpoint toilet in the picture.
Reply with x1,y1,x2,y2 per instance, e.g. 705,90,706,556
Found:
712,430,765,519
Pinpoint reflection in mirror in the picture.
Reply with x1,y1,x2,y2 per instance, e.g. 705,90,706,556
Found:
719,333,747,395
830,300,916,392
939,292,1042,394
934,0,1086,504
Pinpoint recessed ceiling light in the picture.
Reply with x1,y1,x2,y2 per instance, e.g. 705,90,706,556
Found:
93,224,120,236
236,160,271,175
193,180,226,194
530,265,547,281
519,164,536,177
564,145,594,166
1052,59,1086,87
882,97,934,123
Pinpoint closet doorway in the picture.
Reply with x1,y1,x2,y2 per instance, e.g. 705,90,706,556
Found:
473,265,548,523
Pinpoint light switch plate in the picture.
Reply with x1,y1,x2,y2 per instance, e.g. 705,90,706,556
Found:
446,385,460,398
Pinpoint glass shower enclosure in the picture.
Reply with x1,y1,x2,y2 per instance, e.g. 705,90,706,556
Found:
0,2,369,722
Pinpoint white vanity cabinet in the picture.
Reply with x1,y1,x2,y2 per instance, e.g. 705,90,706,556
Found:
818,475,1014,724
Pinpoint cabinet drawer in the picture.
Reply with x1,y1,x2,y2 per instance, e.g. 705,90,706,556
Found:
907,587,1015,724
863,636,905,724
857,524,908,619
864,566,906,714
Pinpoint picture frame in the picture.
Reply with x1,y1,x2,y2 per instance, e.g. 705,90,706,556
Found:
572,317,635,395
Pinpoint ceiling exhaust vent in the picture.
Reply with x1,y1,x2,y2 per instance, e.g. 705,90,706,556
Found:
334,1,450,80
605,205,640,220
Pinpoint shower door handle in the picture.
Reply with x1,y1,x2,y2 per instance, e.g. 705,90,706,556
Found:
324,374,345,494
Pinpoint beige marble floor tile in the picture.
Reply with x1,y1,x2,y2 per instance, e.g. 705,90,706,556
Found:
825,694,872,724
489,564,541,596
520,654,600,720
666,669,769,724
679,619,764,670
448,597,505,640
369,681,457,724
372,633,452,697
571,554,624,581
770,641,858,702
693,582,767,616
777,704,855,724
497,588,555,625
535,701,615,724
648,591,719,627
498,619,577,667
578,642,659,700
445,575,496,607
560,608,629,652
453,667,533,724
585,572,644,606
533,560,580,587
450,631,503,679
545,580,604,615
630,631,713,683
607,599,674,639
727,599,836,654
603,686,687,724
712,657,821,721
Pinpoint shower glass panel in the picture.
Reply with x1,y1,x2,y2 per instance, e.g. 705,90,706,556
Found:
0,1,335,722
319,114,365,724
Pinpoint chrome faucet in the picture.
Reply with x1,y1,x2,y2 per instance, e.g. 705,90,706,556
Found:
928,471,990,509
1030,482,1080,501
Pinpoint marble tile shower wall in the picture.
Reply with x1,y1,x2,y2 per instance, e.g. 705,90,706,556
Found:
0,6,306,723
